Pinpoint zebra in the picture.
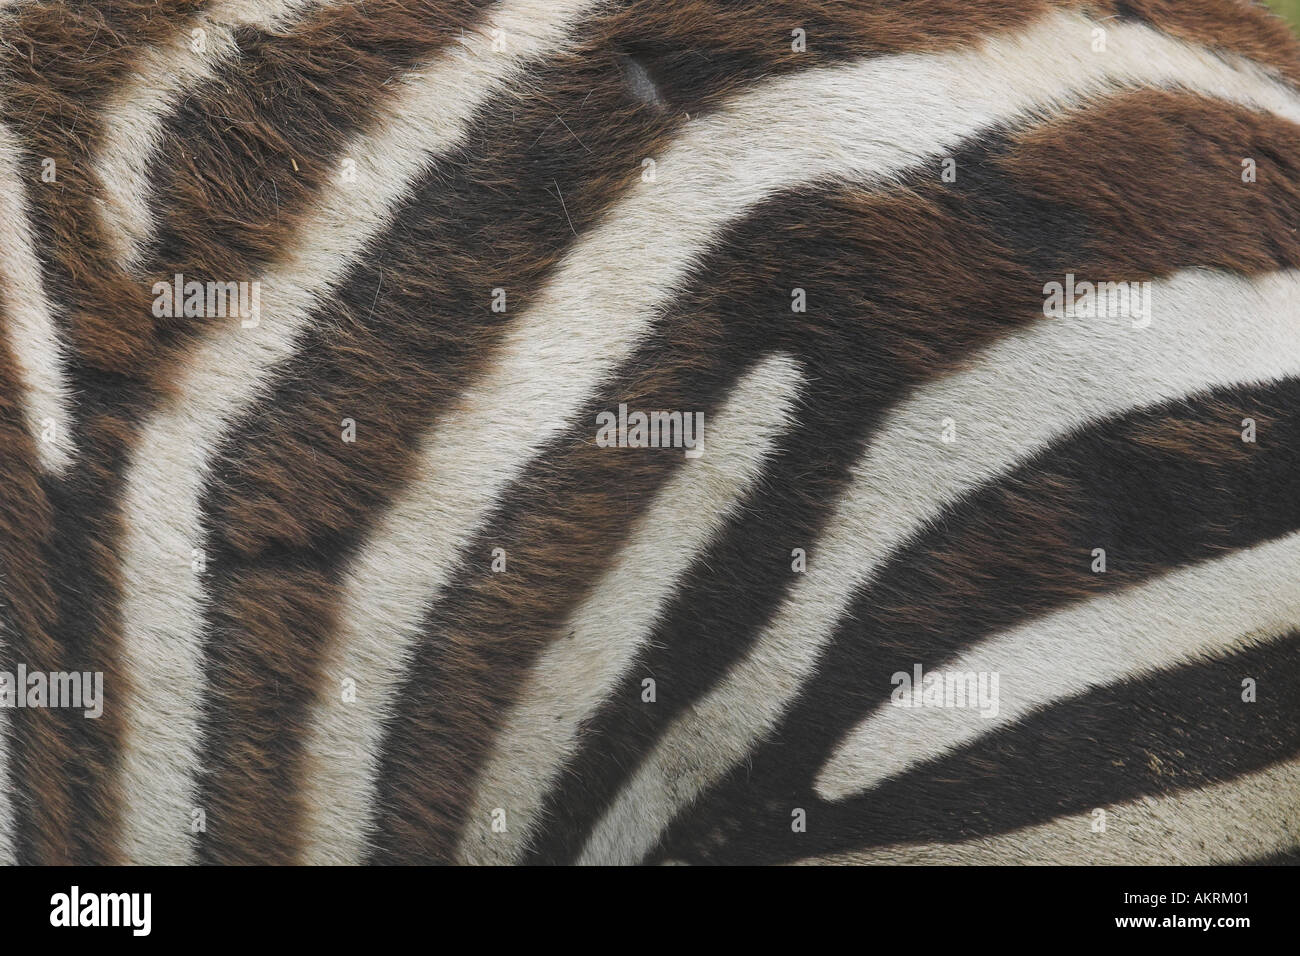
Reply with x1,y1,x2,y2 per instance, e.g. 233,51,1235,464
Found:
0,0,1297,866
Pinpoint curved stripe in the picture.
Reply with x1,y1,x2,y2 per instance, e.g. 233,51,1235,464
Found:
526,88,1300,862
94,0,326,269
187,25,694,862
457,352,804,864
0,121,73,473
5,0,500,857
370,183,909,862
801,753,1300,865
0,115,77,860
190,6,1091,857
114,0,601,864
647,376,1300,863
0,0,254,856
795,627,1300,859
580,267,1300,864
0,301,67,863
0,0,215,374
818,528,1300,800
303,8,1300,864
43,0,538,861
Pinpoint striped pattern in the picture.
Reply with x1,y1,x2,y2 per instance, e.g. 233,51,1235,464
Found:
0,0,1297,865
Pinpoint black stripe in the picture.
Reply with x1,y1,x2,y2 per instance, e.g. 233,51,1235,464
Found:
658,628,1300,864
524,90,1300,863
193,38,686,863
648,378,1300,863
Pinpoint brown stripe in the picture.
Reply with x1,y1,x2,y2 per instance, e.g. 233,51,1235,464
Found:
526,90,1300,863
0,0,208,373
0,286,73,864
3,0,498,380
782,629,1300,865
6,0,502,862
3,0,1295,865
359,2,1300,867
139,0,497,373
368,332,768,863
1001,88,1300,278
374,148,1054,863
602,0,1300,114
652,378,1300,864
184,0,1123,863
0,0,217,864
194,35,686,865
197,1,1294,868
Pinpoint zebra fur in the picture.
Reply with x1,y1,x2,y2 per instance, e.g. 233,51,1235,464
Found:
0,0,1297,865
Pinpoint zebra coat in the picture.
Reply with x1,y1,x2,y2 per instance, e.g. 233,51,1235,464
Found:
0,0,1297,865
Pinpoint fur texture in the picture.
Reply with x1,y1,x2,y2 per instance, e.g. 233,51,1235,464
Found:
0,0,1297,865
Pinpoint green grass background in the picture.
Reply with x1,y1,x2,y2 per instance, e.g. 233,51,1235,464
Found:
1265,0,1300,35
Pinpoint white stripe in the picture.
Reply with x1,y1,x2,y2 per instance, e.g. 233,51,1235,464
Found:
457,353,804,865
0,121,74,473
300,9,1300,864
818,530,1300,801
94,0,324,270
801,756,1300,865
580,268,1300,864
114,0,602,865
